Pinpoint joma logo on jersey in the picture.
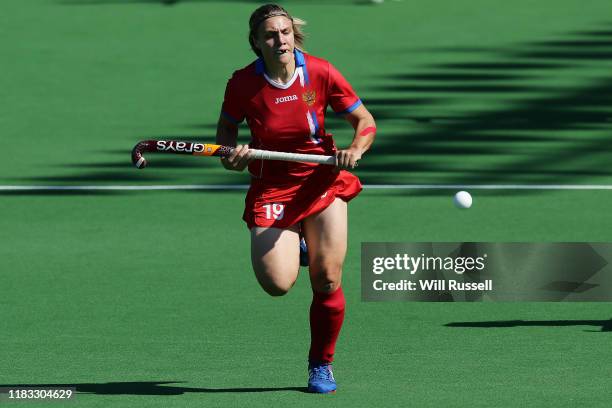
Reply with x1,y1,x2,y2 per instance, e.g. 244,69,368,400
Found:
275,95,298,104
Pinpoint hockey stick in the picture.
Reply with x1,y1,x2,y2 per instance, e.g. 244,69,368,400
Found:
131,140,336,169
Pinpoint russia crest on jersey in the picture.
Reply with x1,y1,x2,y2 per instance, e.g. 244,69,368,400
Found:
302,90,316,107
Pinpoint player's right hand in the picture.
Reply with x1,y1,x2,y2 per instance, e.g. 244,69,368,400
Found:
221,144,253,171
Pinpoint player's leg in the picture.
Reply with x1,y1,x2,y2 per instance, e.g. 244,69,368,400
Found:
301,198,348,393
250,225,301,296
303,198,347,293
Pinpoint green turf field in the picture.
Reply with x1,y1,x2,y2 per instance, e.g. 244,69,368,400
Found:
2,0,612,407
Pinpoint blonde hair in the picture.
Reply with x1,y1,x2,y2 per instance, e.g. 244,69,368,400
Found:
248,4,306,57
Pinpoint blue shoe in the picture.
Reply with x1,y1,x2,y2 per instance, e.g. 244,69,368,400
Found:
308,362,336,393
299,237,309,267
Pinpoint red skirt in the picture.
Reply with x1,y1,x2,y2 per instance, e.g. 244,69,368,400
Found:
243,168,362,229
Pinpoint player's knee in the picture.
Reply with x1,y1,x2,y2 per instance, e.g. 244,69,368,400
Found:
311,263,342,293
259,279,295,297
262,284,290,297
314,281,339,293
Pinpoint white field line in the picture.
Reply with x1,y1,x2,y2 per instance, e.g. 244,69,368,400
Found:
2,184,612,191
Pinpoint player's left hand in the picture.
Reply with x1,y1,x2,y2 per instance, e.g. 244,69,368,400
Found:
335,147,363,170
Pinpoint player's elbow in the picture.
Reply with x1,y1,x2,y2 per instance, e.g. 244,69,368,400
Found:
363,109,376,128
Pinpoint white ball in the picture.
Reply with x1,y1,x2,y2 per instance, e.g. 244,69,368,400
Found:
453,191,472,209
371,0,384,3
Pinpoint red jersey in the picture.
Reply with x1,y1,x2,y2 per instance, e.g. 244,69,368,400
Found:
221,49,362,184
221,50,363,228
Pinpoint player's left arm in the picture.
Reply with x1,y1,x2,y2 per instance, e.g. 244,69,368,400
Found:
336,104,376,169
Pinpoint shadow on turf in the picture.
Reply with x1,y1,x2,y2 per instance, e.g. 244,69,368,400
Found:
0,381,308,395
445,319,612,332
358,22,612,190
0,190,124,196
0,186,248,196
59,0,369,5
21,173,170,183
11,135,238,190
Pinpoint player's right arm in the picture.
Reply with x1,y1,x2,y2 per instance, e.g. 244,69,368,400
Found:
215,115,252,171
217,70,253,172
